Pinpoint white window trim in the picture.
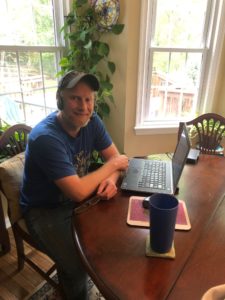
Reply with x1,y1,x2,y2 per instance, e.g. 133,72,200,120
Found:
135,0,225,135
54,0,67,47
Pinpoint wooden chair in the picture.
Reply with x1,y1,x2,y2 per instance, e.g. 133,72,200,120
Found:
0,124,58,289
0,124,32,157
178,113,225,155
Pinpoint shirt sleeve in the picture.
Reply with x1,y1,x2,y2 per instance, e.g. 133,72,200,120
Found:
29,134,76,181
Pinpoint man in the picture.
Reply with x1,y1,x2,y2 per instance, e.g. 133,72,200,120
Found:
20,71,128,299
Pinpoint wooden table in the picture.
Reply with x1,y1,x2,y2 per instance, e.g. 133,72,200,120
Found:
73,155,225,300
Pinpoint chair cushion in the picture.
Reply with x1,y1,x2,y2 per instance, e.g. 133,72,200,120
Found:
0,152,25,224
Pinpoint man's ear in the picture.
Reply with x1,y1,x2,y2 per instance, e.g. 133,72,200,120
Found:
56,91,64,110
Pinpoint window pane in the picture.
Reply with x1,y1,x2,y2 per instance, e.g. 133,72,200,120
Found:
0,51,20,93
0,94,24,124
153,0,208,47
19,51,43,94
0,50,59,126
45,87,57,109
0,0,55,46
24,90,45,107
42,53,58,88
25,104,46,126
149,51,202,120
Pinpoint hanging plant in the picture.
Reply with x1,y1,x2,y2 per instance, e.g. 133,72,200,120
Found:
59,0,124,119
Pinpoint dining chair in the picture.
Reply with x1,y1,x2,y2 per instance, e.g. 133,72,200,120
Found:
0,123,32,157
0,124,59,290
178,113,225,155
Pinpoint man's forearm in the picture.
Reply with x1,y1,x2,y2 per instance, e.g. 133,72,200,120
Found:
106,170,121,184
55,155,128,202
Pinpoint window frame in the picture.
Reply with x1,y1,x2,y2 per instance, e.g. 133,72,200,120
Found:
0,0,68,126
135,0,225,135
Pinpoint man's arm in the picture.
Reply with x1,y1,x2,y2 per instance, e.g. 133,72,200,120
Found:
101,143,121,181
54,145,128,202
96,143,123,199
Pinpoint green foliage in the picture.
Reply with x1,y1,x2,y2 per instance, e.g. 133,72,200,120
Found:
0,120,11,159
0,120,10,135
59,0,124,119
33,1,55,46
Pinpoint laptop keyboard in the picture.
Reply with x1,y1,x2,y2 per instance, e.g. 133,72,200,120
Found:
137,160,167,190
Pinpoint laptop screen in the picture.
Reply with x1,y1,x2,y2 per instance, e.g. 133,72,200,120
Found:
172,125,190,192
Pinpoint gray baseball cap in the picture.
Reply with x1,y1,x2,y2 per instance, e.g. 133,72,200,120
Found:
58,71,99,91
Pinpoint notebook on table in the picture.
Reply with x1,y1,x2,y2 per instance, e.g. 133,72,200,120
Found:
121,124,190,195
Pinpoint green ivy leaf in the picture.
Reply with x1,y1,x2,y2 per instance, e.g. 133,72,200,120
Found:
66,13,76,26
79,30,86,41
60,24,66,33
86,8,95,18
111,24,125,34
108,61,116,74
99,102,110,117
90,65,97,74
92,54,103,65
100,81,113,90
97,42,109,57
56,70,64,77
59,57,69,67
108,95,114,103
84,40,92,49
76,0,88,7
93,40,100,47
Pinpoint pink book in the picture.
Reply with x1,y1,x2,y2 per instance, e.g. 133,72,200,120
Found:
127,196,191,230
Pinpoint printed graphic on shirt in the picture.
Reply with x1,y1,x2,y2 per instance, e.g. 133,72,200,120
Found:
74,150,91,177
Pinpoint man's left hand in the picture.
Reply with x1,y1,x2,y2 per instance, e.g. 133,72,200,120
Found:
97,179,118,200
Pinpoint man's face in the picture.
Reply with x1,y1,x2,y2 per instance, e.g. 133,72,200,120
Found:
61,81,95,129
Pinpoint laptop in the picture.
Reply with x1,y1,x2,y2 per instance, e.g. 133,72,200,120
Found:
121,124,190,195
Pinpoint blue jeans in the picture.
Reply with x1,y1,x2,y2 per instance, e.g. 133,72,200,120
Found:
24,200,88,300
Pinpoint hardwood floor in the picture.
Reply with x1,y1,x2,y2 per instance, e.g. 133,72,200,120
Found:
0,228,54,300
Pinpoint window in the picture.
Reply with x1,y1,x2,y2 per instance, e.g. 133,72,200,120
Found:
0,0,66,127
135,0,225,134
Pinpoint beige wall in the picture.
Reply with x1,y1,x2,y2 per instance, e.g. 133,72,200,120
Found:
105,0,225,158
214,38,225,113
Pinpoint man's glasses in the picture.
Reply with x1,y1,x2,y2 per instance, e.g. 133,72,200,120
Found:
74,195,101,214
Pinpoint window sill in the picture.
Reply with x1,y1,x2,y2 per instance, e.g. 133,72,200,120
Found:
134,123,179,135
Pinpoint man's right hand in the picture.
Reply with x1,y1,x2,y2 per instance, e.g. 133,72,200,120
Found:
107,154,129,172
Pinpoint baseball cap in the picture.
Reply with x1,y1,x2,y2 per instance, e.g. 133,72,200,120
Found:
58,71,99,91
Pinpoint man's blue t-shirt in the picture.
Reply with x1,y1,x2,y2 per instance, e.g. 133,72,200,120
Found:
20,111,112,211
